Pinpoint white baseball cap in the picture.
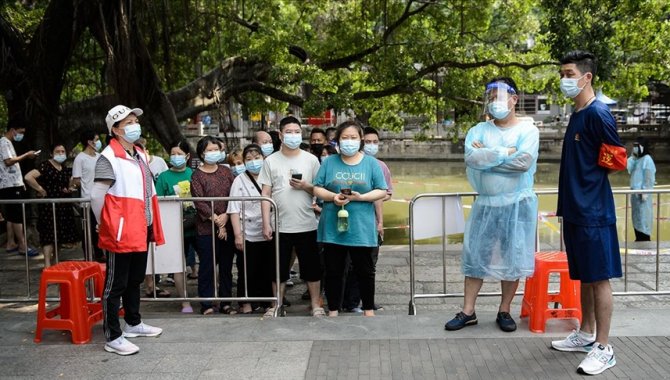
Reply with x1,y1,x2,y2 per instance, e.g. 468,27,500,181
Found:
105,105,143,133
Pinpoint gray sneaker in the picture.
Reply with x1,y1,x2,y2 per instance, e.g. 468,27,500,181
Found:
104,336,139,355
577,343,616,375
551,330,595,352
122,322,162,338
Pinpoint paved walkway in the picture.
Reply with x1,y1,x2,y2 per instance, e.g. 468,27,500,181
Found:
1,243,669,379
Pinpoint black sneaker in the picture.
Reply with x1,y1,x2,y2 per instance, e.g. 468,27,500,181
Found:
496,311,517,332
444,312,477,331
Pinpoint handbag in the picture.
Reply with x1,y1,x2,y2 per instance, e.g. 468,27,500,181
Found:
598,143,627,171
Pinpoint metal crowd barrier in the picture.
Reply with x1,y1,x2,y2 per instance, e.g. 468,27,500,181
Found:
408,188,670,315
0,196,282,316
0,197,93,299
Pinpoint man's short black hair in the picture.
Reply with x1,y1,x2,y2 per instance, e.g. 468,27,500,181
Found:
560,50,597,80
79,130,97,148
279,116,302,131
363,126,379,137
485,76,519,94
268,130,281,151
310,127,326,137
6,119,23,132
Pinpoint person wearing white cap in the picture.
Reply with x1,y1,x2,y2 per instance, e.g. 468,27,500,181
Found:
91,105,165,355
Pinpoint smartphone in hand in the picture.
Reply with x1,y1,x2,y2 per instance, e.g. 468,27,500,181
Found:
340,188,352,195
291,173,303,180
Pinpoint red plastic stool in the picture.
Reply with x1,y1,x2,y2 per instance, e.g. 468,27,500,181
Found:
520,251,582,333
34,261,105,344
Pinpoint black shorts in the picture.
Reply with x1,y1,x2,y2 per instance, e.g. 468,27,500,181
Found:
0,186,27,224
277,230,321,282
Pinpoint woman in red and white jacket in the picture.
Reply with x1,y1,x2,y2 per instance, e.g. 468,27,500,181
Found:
91,105,165,356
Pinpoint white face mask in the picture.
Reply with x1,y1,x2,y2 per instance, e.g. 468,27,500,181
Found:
53,154,67,163
120,123,142,143
283,133,302,150
560,74,587,98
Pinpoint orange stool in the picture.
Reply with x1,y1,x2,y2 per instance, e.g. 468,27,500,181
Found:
520,251,582,333
34,261,105,344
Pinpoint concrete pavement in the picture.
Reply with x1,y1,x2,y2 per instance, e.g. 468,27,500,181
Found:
1,243,670,379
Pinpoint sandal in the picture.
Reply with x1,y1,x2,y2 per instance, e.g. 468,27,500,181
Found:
219,306,237,315
18,248,39,257
239,304,253,314
312,307,326,317
145,287,171,298
201,307,214,315
181,306,194,314
263,307,276,318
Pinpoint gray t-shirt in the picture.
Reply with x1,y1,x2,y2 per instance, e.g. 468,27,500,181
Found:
95,150,153,226
148,155,168,179
257,149,320,233
72,151,99,199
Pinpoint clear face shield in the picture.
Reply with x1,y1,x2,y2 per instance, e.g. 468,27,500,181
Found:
483,81,516,120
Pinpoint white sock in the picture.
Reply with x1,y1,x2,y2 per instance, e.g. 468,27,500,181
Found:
578,330,595,340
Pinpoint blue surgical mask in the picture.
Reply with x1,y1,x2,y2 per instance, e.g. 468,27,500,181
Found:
53,154,67,163
121,123,142,143
560,75,587,98
94,140,102,152
339,140,360,157
170,154,186,167
488,101,511,120
363,143,379,156
13,133,24,142
217,151,227,163
260,143,274,156
633,146,642,156
204,151,222,164
283,133,302,150
232,164,245,176
245,159,263,174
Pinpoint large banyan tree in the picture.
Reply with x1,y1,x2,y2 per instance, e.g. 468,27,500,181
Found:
1,0,668,150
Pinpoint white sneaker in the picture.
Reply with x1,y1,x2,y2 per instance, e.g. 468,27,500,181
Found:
551,330,596,352
122,322,163,337
577,343,616,375
104,336,139,355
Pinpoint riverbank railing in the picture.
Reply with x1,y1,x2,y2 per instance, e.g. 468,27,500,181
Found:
408,188,670,315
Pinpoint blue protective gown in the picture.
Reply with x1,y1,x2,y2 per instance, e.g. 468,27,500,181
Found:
462,120,539,280
627,154,656,236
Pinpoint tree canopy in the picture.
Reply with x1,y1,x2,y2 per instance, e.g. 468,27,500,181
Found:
1,0,668,149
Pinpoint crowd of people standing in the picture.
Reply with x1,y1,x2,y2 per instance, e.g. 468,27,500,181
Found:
0,51,654,370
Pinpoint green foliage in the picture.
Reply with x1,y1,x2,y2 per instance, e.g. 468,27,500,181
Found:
3,0,669,129
541,0,670,102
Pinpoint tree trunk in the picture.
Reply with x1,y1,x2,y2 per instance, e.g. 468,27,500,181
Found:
87,0,182,148
0,0,84,150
